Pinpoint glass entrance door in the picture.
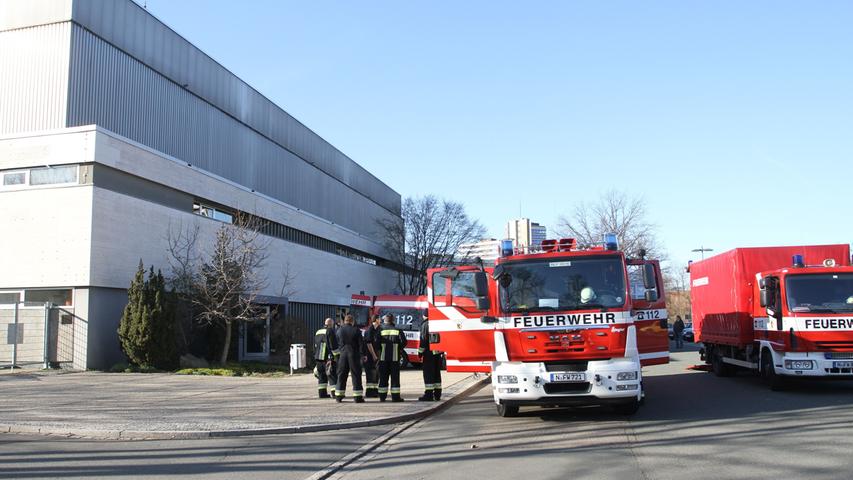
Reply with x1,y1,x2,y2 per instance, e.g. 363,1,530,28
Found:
242,306,270,360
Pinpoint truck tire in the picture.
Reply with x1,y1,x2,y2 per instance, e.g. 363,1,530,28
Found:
614,398,641,415
496,403,519,417
712,350,735,377
761,350,786,391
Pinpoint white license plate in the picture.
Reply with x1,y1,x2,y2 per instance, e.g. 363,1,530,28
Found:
550,372,586,382
834,361,853,368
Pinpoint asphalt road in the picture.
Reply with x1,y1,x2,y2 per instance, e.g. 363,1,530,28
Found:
334,345,853,480
5,345,853,480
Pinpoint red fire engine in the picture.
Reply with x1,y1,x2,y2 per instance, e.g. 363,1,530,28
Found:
349,294,427,367
690,244,853,389
428,235,669,417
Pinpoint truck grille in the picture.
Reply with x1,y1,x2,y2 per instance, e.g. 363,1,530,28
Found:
544,382,592,394
544,361,588,372
824,352,853,359
825,368,853,374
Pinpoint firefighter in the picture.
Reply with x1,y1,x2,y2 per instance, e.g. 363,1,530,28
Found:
326,317,340,398
377,313,407,402
335,314,365,403
363,315,381,397
417,313,442,401
313,318,337,398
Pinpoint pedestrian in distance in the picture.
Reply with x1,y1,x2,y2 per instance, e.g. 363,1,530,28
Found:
673,315,685,350
313,318,338,398
335,314,366,403
363,315,381,398
418,313,443,402
377,313,408,402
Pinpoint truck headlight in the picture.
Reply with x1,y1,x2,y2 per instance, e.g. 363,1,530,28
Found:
497,375,518,384
785,360,814,370
617,371,638,381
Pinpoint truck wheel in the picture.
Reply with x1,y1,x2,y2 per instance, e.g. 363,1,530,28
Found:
761,350,786,391
712,351,734,377
614,399,641,415
496,403,519,417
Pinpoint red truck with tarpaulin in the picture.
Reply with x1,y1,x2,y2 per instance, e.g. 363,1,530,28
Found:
690,244,853,389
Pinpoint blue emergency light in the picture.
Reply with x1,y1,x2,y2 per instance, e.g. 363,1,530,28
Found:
792,254,805,268
501,239,514,257
604,233,619,251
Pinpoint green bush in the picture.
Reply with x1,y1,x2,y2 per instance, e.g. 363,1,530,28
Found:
175,362,291,377
118,261,178,370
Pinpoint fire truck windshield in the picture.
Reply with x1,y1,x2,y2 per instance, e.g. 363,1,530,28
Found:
376,308,425,331
786,273,853,313
499,256,627,313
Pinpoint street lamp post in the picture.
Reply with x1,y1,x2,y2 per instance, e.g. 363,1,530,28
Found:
692,246,714,260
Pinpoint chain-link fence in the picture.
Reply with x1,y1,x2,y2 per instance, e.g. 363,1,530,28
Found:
1,303,79,370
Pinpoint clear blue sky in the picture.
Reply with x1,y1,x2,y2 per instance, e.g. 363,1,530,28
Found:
139,0,853,271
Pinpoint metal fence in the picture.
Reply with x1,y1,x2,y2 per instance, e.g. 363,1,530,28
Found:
0,303,78,370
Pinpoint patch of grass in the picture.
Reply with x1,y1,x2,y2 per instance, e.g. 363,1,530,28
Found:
175,362,294,377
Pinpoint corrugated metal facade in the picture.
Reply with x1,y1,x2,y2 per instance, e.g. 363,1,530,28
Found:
68,0,400,215
0,23,71,134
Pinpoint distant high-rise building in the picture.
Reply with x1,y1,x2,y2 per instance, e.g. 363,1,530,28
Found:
506,218,547,250
457,238,502,263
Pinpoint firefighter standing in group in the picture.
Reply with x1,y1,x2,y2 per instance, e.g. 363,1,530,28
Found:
377,313,408,402
334,314,366,403
363,315,381,397
313,318,337,398
417,313,442,401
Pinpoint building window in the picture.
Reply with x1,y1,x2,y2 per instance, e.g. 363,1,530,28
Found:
29,165,78,186
24,289,73,306
193,202,233,224
2,171,27,186
0,291,23,304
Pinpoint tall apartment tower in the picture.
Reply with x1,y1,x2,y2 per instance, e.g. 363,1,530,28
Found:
505,218,547,250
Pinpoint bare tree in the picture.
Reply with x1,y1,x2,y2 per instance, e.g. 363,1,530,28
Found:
556,190,664,259
379,196,486,295
167,213,274,366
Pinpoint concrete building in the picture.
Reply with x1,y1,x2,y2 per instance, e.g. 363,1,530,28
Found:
506,218,547,251
457,239,502,264
0,0,401,369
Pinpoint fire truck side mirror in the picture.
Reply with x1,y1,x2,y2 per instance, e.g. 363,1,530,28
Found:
759,289,769,307
472,271,489,297
475,296,490,311
642,264,657,289
644,290,658,302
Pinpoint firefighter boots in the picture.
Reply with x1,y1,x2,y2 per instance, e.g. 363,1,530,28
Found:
319,390,330,399
434,389,442,401
354,397,365,403
391,394,404,402
418,391,434,402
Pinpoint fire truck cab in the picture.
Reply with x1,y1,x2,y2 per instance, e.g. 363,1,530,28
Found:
428,236,669,417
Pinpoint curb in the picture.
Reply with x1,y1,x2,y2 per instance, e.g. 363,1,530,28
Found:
1,374,490,441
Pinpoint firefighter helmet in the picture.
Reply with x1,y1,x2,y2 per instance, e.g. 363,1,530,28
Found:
580,287,597,304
